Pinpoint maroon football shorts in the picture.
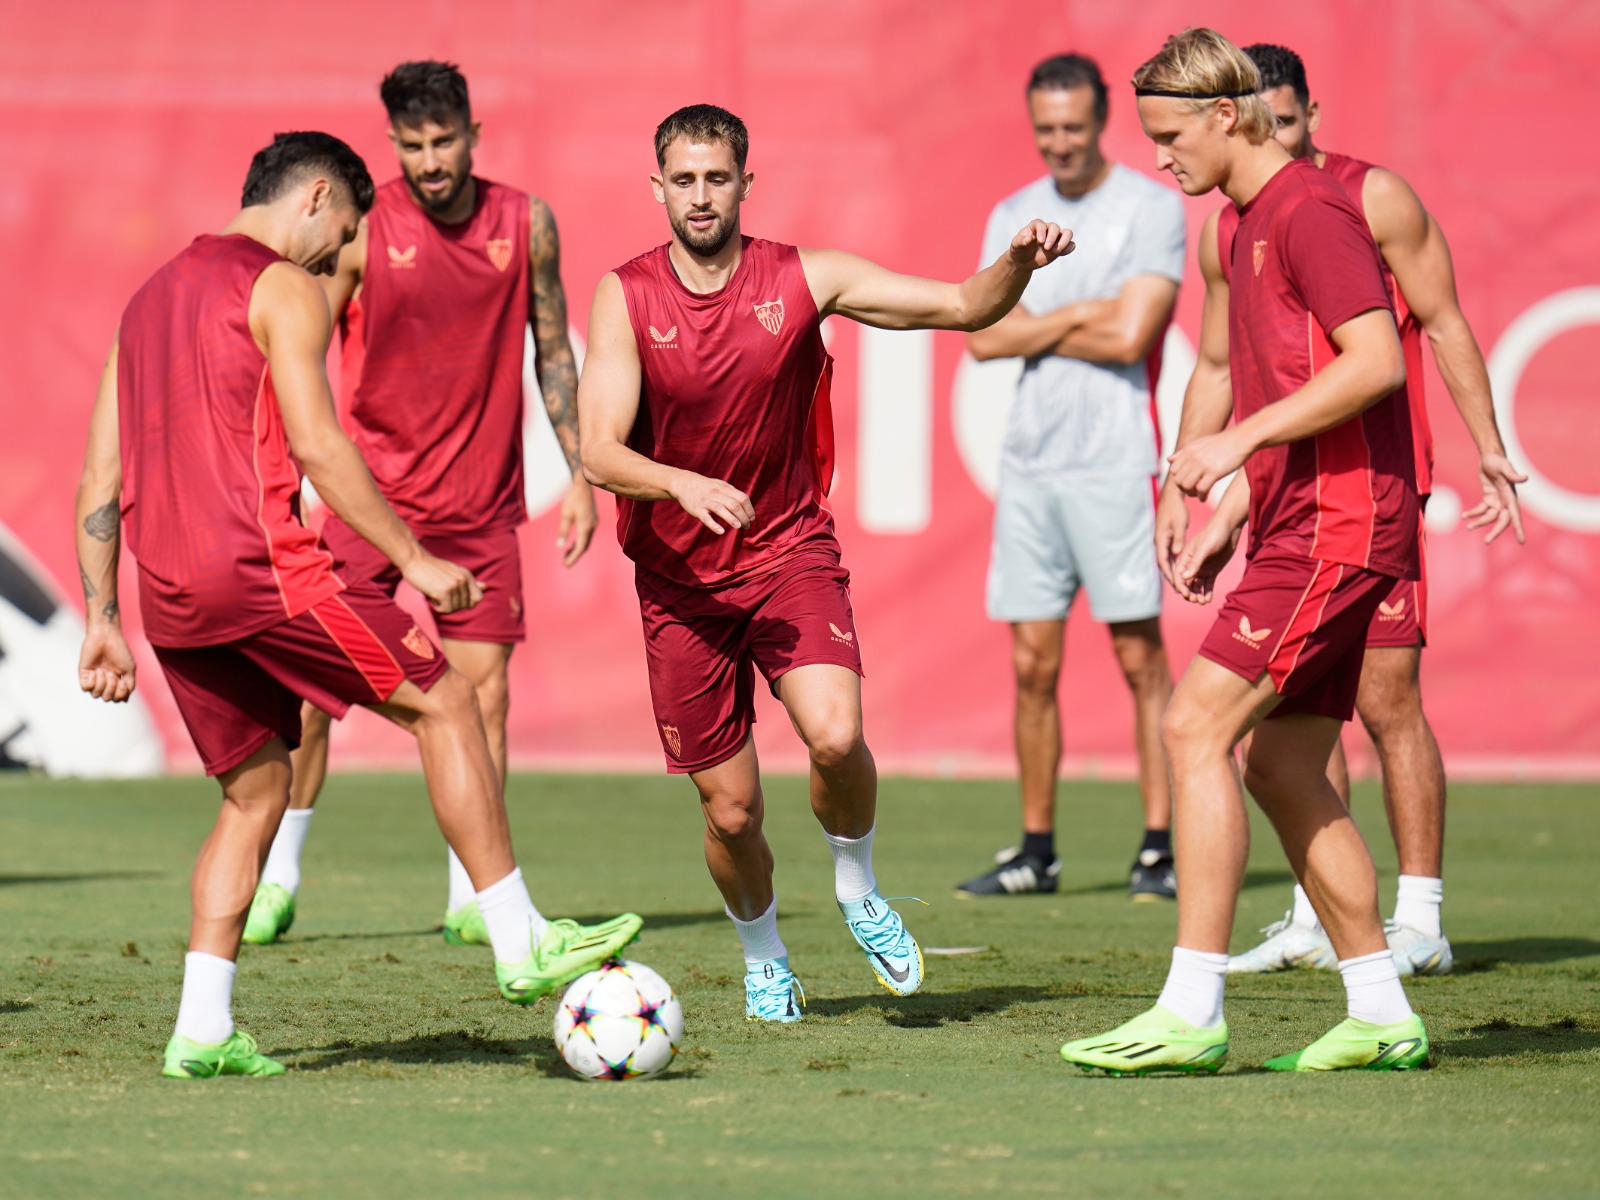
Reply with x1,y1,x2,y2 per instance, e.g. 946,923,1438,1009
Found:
1366,513,1428,649
321,515,526,644
153,585,449,776
1198,549,1396,722
635,547,864,774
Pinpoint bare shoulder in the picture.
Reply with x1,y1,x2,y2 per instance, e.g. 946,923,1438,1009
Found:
250,261,332,344
1362,166,1428,237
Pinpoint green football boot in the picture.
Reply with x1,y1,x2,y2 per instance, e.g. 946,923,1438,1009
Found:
442,899,491,946
1060,1004,1229,1076
241,883,295,945
1264,1014,1429,1072
161,1030,284,1079
495,913,644,1004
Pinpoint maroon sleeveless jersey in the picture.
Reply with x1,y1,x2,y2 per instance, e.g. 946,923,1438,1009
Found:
117,234,344,647
1219,152,1432,495
613,237,836,587
340,177,530,535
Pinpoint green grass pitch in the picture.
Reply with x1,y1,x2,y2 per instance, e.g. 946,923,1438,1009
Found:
1,771,1596,1198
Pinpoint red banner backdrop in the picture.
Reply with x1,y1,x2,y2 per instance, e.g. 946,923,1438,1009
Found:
6,1,1598,777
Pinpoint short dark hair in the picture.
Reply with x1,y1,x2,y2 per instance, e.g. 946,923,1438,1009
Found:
654,104,749,170
1027,53,1108,122
380,60,472,128
240,131,375,212
1244,44,1309,106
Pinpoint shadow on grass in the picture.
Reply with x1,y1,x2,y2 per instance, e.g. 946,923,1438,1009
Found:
286,928,440,944
1450,937,1600,973
572,910,727,931
1055,868,1296,899
1,1000,34,1013
807,984,1062,1028
1445,1017,1600,1059
280,1030,702,1081
0,871,164,887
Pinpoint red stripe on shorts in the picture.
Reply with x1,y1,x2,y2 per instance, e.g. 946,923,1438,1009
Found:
308,594,407,701
1268,559,1344,691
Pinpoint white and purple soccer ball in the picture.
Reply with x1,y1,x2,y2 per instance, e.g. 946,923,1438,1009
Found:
553,960,684,1082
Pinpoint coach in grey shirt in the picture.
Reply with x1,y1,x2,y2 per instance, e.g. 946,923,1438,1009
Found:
957,53,1184,901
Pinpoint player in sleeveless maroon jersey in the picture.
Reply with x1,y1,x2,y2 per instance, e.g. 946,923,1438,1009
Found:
74,133,639,1079
245,62,596,949
1212,43,1527,979
1063,31,1431,1075
579,105,1072,1021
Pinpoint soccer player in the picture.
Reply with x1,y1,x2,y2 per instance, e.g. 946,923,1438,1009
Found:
1061,29,1428,1074
579,105,1072,1021
75,132,639,1079
244,62,595,948
958,53,1183,902
1219,42,1525,977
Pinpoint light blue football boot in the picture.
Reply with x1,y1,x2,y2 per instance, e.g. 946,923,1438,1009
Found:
744,957,806,1022
839,890,924,997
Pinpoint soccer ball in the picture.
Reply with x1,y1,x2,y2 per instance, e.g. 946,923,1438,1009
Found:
553,959,684,1081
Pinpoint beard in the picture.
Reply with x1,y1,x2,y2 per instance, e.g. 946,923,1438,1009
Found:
405,167,469,214
669,207,738,257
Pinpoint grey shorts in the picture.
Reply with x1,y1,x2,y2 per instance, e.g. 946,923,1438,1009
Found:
986,472,1162,624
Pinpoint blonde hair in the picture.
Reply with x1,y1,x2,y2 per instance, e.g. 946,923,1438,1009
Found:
1131,28,1276,143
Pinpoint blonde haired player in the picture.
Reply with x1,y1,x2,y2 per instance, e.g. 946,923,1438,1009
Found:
1061,29,1428,1075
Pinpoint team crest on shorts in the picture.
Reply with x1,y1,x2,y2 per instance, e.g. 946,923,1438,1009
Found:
486,238,513,272
1253,240,1268,276
661,723,682,759
402,625,436,660
753,298,785,336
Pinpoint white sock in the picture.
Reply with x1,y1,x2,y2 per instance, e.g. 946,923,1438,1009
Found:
727,897,787,967
1156,946,1228,1029
446,845,476,913
474,868,548,963
1290,883,1322,930
174,951,237,1044
1340,948,1413,1025
258,808,314,895
1391,875,1443,938
823,826,877,902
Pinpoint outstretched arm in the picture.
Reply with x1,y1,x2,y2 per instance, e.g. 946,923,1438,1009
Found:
529,197,597,566
75,338,136,702
802,220,1073,332
1365,168,1525,543
253,263,480,614
579,274,752,535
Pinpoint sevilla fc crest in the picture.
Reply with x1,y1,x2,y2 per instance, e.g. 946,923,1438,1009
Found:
1253,239,1267,277
661,723,682,759
486,238,513,272
753,298,785,336
402,625,436,661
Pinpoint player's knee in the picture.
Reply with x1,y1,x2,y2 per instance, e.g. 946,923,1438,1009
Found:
1160,695,1216,762
803,717,863,772
420,668,482,726
472,670,510,728
1357,686,1425,746
704,794,763,843
1115,639,1169,693
1012,644,1061,697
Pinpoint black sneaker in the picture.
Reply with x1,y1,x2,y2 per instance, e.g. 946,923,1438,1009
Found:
955,847,1061,897
1129,848,1176,902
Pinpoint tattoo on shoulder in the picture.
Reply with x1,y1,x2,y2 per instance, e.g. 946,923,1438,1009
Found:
83,500,119,543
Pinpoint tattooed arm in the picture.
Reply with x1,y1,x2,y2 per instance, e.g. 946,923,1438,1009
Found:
529,196,597,567
75,339,136,702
